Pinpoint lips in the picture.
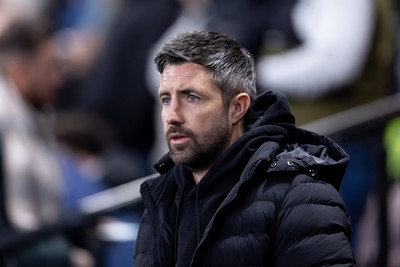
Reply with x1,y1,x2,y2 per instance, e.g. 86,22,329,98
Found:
169,133,190,145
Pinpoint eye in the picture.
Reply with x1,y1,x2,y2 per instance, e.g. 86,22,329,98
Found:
160,96,171,105
188,94,199,102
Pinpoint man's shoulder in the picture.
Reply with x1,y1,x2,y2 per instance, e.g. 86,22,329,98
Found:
141,171,175,189
140,171,178,204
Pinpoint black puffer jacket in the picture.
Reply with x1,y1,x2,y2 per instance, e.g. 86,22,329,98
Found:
134,91,355,267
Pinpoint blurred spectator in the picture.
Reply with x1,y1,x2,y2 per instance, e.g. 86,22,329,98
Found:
54,0,181,180
0,18,94,267
54,111,112,209
0,16,63,237
50,1,182,266
54,110,147,201
255,0,374,100
54,110,146,267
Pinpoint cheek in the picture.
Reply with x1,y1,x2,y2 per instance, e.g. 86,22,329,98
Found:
163,122,169,135
191,113,217,134
161,111,169,132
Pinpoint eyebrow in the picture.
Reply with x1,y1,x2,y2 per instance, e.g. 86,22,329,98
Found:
158,87,199,98
158,90,169,98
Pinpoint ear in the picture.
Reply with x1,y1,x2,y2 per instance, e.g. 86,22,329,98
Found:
229,93,251,125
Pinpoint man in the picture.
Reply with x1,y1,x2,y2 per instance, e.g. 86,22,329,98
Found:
134,31,355,267
0,19,64,231
0,19,93,267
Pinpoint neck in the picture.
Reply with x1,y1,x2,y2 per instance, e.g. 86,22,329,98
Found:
193,169,208,184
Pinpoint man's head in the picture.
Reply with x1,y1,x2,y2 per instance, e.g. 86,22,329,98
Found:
0,19,64,110
155,31,257,107
155,31,256,180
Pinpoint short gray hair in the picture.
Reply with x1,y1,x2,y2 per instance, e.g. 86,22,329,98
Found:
154,31,257,106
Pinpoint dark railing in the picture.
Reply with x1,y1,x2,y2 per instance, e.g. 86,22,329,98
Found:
0,173,158,256
1,92,400,264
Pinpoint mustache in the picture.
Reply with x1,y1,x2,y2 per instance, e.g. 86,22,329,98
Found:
166,125,193,138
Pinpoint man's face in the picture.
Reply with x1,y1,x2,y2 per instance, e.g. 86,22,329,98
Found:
158,63,232,171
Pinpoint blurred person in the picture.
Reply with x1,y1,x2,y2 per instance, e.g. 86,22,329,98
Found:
54,110,146,267
0,18,93,267
134,31,355,267
51,0,186,263
55,0,181,181
55,111,135,189
51,1,181,266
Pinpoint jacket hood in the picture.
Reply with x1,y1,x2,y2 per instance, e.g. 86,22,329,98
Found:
154,91,349,191
268,128,350,190
245,91,349,190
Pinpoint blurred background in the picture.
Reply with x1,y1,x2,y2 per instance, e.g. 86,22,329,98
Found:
0,0,399,266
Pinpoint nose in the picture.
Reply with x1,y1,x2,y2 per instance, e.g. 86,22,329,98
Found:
163,99,184,125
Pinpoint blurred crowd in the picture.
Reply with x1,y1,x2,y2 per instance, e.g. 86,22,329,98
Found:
0,0,399,266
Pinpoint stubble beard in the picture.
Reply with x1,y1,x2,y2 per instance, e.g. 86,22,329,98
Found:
167,114,231,172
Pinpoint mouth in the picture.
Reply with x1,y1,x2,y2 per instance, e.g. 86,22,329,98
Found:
169,133,190,145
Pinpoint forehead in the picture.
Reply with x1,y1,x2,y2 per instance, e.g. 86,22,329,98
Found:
161,62,211,80
159,63,220,96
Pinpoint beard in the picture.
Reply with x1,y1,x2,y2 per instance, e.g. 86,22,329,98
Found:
167,113,231,172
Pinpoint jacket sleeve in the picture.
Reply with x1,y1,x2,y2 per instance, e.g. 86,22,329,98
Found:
274,175,356,267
